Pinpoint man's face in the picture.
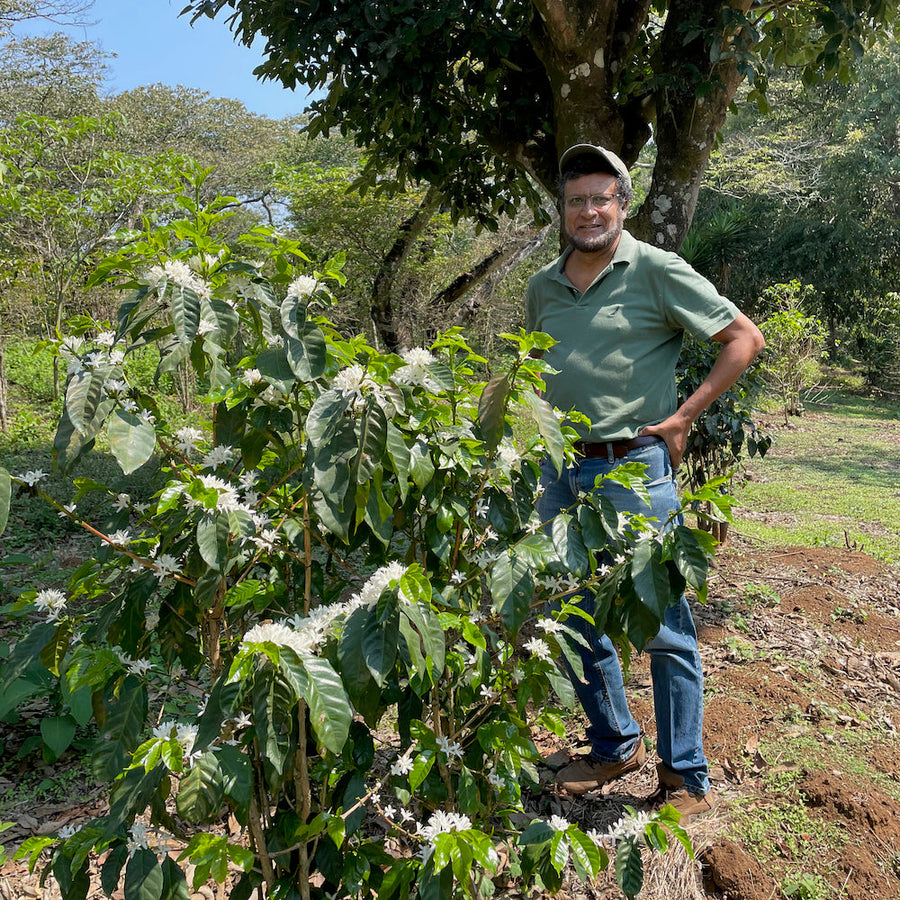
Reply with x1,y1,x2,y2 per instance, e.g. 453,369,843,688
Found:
562,172,627,255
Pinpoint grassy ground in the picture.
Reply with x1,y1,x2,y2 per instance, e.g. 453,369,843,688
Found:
732,390,900,564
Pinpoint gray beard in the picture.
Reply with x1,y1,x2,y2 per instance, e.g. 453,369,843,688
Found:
565,221,622,254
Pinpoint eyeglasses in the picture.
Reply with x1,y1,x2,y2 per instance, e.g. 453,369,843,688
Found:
565,193,621,211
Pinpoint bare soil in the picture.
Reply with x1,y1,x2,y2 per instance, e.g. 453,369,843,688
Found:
2,540,899,899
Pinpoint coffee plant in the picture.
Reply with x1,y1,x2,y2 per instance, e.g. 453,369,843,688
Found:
0,175,726,900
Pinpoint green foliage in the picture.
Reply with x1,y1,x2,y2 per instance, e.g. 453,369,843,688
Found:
0,174,722,898
676,337,771,502
758,282,827,424
184,0,900,238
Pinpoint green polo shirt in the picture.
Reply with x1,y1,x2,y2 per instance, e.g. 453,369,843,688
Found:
525,230,739,441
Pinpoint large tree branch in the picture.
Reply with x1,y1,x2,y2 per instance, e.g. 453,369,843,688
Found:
370,185,443,352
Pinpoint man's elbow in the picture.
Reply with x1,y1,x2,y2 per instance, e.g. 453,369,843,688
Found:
751,326,766,358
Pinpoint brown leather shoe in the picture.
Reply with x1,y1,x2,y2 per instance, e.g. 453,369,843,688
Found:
555,741,647,794
649,762,717,821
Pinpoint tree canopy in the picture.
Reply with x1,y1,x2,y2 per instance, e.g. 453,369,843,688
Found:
187,0,899,246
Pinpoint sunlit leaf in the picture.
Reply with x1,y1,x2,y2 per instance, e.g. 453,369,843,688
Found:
108,410,156,475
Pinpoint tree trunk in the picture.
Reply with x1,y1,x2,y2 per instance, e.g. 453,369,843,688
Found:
371,186,443,352
423,223,551,339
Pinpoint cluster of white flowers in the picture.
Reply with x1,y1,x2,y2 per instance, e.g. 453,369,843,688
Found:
153,721,201,766
606,809,654,844
201,445,235,469
34,588,67,621
417,810,473,845
496,442,520,468
242,621,318,656
350,561,408,607
393,347,440,392
389,755,415,777
119,653,152,677
17,470,47,486
548,815,571,832
153,552,181,581
183,474,250,516
148,259,211,299
436,735,463,760
523,636,552,662
286,274,318,299
537,573,580,595
174,426,205,455
126,822,151,857
536,617,563,635
331,363,394,413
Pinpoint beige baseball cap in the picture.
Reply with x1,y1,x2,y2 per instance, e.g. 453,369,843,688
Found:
559,144,632,192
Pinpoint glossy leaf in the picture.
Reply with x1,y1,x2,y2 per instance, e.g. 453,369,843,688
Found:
124,848,164,900
523,390,565,475
478,373,510,453
108,410,156,475
489,550,534,637
176,752,225,823
302,655,352,754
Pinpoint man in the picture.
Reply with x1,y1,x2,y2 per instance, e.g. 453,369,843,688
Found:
526,144,764,818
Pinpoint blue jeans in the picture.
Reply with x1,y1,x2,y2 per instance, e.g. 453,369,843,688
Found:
538,441,710,794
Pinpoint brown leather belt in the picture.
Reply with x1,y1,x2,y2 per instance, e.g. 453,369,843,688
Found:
573,435,662,459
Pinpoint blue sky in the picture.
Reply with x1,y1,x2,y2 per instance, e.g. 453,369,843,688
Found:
21,0,317,119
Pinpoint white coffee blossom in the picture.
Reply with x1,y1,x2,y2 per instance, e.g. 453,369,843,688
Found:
17,470,47,486
149,259,211,299
125,657,152,676
436,735,463,760
95,330,116,347
242,368,263,386
153,553,181,580
351,561,408,607
108,529,132,545
174,426,205,455
418,810,472,845
104,378,129,396
393,347,440,392
548,815,571,832
109,349,125,366
497,443,520,467
34,588,67,619
121,398,138,413
390,756,415,777
523,637,552,661
202,445,236,469
607,809,653,844
537,617,563,634
241,621,320,657
59,502,77,518
126,822,150,858
286,275,318,299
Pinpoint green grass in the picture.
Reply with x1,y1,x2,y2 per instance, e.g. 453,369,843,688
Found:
733,392,900,563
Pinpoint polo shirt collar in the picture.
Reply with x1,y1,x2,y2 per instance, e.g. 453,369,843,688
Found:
549,229,637,286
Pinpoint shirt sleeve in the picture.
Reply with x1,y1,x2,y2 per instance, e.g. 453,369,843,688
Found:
659,254,740,340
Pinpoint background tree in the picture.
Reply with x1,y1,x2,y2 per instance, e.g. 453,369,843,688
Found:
0,114,187,395
0,31,108,122
186,0,899,248
693,36,900,387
